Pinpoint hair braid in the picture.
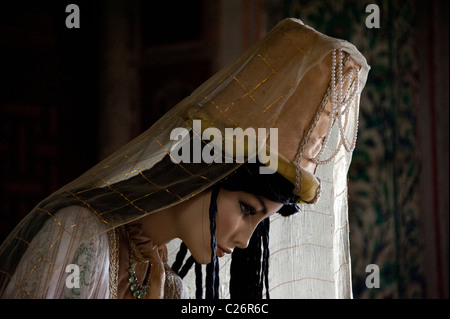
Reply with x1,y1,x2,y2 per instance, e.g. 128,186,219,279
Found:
178,255,195,278
171,242,188,275
195,261,203,299
261,218,270,299
205,186,220,299
229,218,270,298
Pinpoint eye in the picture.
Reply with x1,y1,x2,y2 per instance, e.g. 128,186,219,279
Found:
239,201,256,216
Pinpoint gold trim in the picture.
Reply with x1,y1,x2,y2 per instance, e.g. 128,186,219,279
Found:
107,228,119,299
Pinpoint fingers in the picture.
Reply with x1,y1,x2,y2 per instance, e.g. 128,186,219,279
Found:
147,243,169,267
158,244,168,263
146,246,167,299
146,267,165,299
126,224,163,261
124,224,168,299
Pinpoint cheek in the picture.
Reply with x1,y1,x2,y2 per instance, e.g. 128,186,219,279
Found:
187,208,214,264
215,200,241,241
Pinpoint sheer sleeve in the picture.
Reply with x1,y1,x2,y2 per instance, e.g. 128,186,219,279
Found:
3,206,111,299
164,263,190,299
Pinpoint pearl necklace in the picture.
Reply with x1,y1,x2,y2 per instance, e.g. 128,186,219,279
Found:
312,48,360,165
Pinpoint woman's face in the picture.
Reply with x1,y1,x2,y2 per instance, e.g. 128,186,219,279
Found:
183,189,283,264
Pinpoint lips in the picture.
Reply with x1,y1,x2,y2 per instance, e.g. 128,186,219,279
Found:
216,245,232,258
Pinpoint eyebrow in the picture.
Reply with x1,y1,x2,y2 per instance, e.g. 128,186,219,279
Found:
254,195,268,215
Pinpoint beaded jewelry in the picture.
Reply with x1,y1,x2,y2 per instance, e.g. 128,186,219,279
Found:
312,48,360,165
127,261,150,298
123,226,151,299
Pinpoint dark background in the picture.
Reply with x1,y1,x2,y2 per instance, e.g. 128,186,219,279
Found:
1,1,101,234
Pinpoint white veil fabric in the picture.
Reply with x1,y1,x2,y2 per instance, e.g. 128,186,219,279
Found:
0,18,369,299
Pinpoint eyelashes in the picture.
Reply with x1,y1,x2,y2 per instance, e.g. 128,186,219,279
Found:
239,201,257,216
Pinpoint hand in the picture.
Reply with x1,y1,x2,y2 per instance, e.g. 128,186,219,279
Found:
126,223,167,299
145,243,167,299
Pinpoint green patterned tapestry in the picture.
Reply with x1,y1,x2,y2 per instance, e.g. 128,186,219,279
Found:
265,0,425,298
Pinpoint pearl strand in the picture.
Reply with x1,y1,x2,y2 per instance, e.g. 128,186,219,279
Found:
312,48,360,165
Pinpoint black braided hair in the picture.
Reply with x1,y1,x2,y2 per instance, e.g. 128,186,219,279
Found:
261,218,270,298
194,261,203,299
205,186,220,299
229,218,270,298
171,242,188,274
172,241,204,298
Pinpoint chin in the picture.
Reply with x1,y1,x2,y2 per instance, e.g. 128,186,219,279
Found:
190,252,212,265
185,244,213,265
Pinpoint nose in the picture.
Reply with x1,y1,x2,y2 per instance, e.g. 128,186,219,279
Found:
233,220,258,249
234,237,250,249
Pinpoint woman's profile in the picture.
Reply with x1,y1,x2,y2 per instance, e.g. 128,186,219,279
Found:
0,18,369,299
